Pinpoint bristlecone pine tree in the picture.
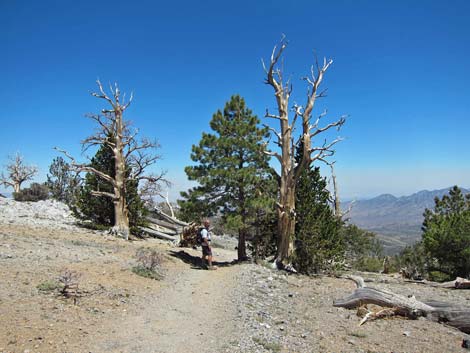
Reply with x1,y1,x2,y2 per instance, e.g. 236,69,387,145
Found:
57,81,164,239
76,138,148,233
294,144,343,274
263,37,346,267
179,95,274,260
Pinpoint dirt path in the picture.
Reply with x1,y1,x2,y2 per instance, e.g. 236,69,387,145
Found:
0,224,241,353
2,222,470,353
86,247,240,353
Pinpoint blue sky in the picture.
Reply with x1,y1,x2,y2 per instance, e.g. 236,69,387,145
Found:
1,0,469,200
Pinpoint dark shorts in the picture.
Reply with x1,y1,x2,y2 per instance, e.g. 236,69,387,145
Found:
202,245,212,256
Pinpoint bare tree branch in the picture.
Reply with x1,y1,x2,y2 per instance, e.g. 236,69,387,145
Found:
92,79,115,107
91,190,117,199
263,149,282,165
310,115,346,138
265,109,284,121
310,137,344,162
54,147,116,187
263,124,282,147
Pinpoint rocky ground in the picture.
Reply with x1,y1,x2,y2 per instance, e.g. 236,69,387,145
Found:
1,198,470,352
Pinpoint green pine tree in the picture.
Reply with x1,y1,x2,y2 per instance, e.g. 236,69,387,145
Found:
342,224,383,272
178,95,275,260
422,186,470,278
46,156,80,205
294,144,343,273
76,139,147,233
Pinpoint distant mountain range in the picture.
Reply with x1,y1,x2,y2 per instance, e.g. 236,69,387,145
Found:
343,187,469,255
2,186,465,255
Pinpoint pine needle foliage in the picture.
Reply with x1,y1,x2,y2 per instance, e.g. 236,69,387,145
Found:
293,144,343,274
178,95,275,260
75,139,147,233
422,185,470,278
46,156,80,205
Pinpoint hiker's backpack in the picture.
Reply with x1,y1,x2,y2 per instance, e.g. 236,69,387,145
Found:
196,227,205,245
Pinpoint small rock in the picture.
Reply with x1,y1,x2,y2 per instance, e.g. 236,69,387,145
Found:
403,331,411,337
462,339,470,349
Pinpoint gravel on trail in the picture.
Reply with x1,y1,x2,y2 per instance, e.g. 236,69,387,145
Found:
1,197,470,353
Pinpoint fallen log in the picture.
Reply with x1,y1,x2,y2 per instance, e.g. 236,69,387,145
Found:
140,227,177,242
424,301,470,333
405,277,470,289
334,275,470,333
153,208,189,227
453,278,470,289
146,217,182,232
147,223,179,236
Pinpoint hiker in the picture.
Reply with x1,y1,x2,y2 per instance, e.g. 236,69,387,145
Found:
201,219,216,270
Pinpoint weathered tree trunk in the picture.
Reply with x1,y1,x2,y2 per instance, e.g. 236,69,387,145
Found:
13,183,20,193
140,227,176,241
405,277,470,289
263,39,345,267
334,275,470,334
113,190,129,239
143,211,189,243
274,89,297,266
329,163,341,218
112,109,130,239
276,172,295,265
153,208,189,227
146,217,181,231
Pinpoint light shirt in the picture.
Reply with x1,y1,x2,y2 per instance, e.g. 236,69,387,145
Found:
201,228,211,245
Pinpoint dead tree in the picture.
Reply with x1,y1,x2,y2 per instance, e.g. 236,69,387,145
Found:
404,277,470,289
325,159,353,219
328,161,342,218
141,208,189,243
58,269,80,299
334,275,470,334
263,37,345,266
0,152,38,193
57,80,165,240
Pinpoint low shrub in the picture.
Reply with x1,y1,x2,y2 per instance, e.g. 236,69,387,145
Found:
428,270,453,282
353,256,383,273
132,248,164,280
252,337,281,352
14,183,49,202
37,280,61,292
131,266,163,280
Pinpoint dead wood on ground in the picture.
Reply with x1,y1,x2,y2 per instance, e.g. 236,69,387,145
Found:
334,275,470,334
139,209,189,243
